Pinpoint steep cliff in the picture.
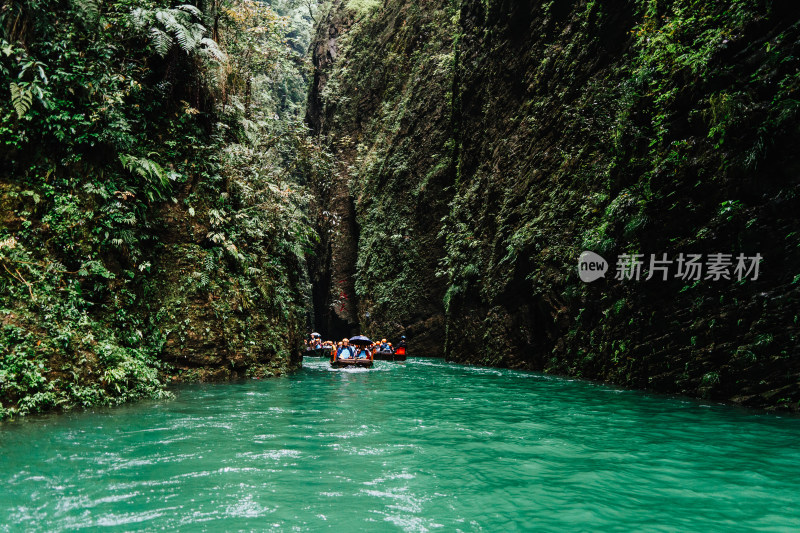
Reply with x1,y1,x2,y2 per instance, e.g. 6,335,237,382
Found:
307,0,456,354
0,1,313,418
309,0,800,409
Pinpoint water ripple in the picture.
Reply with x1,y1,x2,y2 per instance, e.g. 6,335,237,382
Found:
1,358,799,531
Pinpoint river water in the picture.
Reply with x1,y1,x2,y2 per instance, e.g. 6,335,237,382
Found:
1,358,799,532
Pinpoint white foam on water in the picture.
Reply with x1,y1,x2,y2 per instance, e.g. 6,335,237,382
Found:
225,495,275,518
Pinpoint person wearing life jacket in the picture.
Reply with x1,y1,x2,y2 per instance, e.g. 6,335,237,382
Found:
394,335,407,356
379,338,392,352
355,345,371,359
337,338,355,359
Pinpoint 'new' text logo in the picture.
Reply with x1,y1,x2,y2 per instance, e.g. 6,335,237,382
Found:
578,251,608,282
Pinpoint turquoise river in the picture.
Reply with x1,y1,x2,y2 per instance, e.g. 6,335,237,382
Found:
2,358,800,531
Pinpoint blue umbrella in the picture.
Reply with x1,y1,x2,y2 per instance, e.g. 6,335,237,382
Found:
349,335,372,346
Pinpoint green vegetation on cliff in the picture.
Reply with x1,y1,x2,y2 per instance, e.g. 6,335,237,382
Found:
306,0,455,352
308,0,800,409
0,0,326,419
3,0,799,417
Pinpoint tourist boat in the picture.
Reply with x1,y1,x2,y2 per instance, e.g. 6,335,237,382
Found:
330,335,374,368
373,347,406,361
305,347,330,357
330,356,373,369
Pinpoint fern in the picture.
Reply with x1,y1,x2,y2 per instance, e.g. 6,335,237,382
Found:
200,38,226,62
119,155,168,186
119,154,173,201
72,0,100,21
173,23,199,54
10,83,33,118
119,230,137,245
129,8,149,31
201,253,215,288
175,5,203,19
149,28,172,58
131,5,223,61
110,230,137,248
48,261,67,274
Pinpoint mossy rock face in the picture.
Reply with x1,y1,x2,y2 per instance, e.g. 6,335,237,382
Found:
445,1,800,410
310,0,800,409
0,181,26,232
307,0,455,354
148,243,301,381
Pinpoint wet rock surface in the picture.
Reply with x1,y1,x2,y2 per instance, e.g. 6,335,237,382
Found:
308,0,800,409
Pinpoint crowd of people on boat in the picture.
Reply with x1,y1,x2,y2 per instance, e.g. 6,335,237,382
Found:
304,337,328,351
304,333,407,360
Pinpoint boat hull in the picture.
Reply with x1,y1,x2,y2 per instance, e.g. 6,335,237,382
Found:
330,359,373,368
373,351,406,361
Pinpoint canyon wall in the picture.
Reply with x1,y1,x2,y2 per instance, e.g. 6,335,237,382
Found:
309,0,800,409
